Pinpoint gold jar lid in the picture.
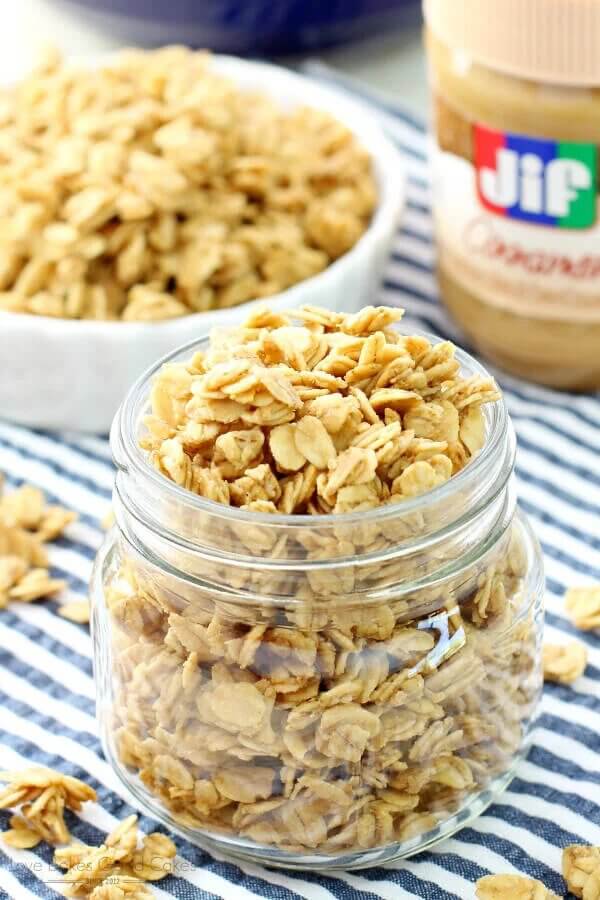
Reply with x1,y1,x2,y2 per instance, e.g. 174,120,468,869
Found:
424,0,600,86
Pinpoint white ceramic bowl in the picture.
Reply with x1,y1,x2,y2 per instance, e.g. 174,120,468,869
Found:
0,55,405,433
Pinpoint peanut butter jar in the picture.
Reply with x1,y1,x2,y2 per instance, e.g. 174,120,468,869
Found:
424,0,600,390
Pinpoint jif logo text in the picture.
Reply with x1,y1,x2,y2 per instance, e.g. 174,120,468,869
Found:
474,124,597,229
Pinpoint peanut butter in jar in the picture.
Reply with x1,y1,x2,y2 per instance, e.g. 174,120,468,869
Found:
424,0,600,390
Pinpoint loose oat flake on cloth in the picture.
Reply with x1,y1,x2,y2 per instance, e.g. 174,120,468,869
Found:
0,67,599,900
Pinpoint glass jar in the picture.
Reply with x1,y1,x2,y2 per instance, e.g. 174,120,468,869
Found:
425,0,600,390
91,334,544,871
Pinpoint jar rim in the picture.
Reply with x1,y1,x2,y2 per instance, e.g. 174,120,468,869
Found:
111,324,510,531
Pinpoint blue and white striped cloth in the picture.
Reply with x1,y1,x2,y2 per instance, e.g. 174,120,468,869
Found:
0,67,599,900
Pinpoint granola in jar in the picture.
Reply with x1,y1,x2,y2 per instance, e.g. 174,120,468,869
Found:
91,304,544,868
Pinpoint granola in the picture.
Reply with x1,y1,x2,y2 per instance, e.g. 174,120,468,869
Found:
0,48,375,322
90,883,154,900
562,845,600,898
475,873,560,899
0,477,76,610
543,642,588,684
58,599,92,624
8,567,66,602
106,557,537,855
565,585,600,631
55,813,176,898
1,814,42,849
95,305,540,858
583,868,600,900
142,304,499,512
0,767,96,845
0,764,175,898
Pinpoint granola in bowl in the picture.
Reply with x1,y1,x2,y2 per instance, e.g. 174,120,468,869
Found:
91,304,544,868
0,47,375,322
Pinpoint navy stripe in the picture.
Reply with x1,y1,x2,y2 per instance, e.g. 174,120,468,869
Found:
537,533,600,580
405,198,431,217
533,711,600,758
516,433,600,489
0,691,103,760
538,711,600,752
349,867,459,900
537,534,600,581
420,850,488,886
511,776,600,825
1,424,114,474
1,611,93,678
504,392,600,442
541,698,600,748
489,801,589,852
50,533,98,561
528,744,600,786
0,691,99,752
519,496,600,552
510,411,600,457
395,225,432,246
390,251,434,274
0,657,93,715
0,433,112,500
546,576,569,596
505,382,600,422
501,381,600,429
36,429,113,466
457,826,565,896
586,662,600,682
383,277,437,307
545,610,600,652
516,465,600,518
0,845,63,900
395,214,432,238
71,434,114,461
179,847,308,900
404,173,431,193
